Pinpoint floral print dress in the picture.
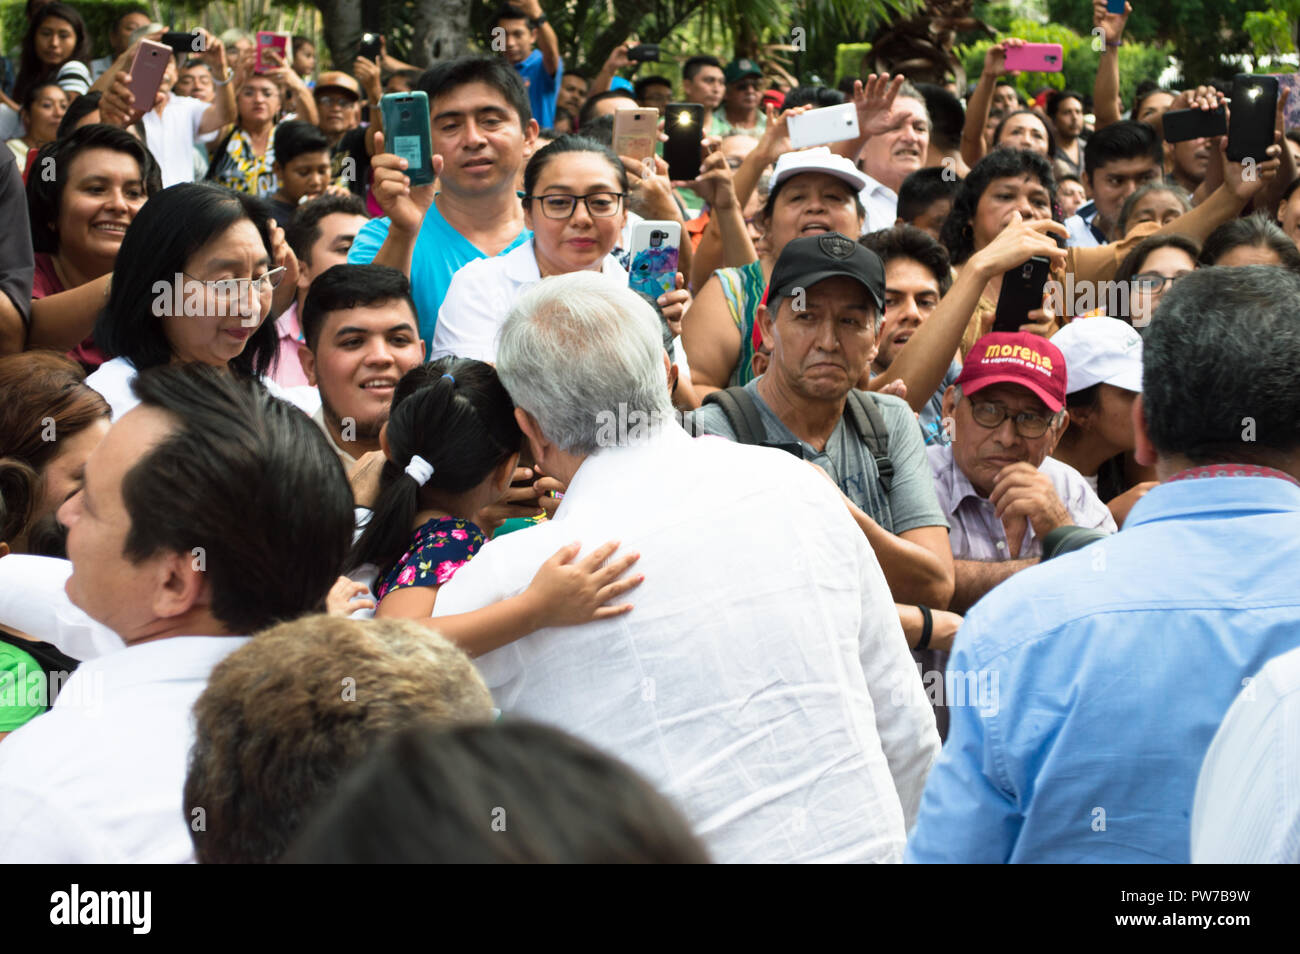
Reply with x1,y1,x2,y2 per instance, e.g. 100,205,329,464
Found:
374,517,486,601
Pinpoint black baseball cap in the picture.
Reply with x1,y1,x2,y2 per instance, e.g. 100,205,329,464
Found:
765,233,885,313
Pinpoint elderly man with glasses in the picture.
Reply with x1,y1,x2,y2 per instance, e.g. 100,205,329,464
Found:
929,332,1116,613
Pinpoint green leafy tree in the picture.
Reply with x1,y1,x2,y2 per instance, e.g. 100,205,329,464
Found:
960,18,1168,106
1045,0,1283,84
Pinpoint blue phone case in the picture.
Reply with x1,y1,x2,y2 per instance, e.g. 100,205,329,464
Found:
629,245,679,299
1106,0,1126,13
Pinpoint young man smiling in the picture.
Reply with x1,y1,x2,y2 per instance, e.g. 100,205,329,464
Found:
297,264,425,467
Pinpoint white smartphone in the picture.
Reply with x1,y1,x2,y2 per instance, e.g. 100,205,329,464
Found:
627,220,682,301
787,102,861,149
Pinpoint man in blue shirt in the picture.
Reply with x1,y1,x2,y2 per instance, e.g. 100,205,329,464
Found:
907,265,1300,863
492,2,562,131
350,57,535,350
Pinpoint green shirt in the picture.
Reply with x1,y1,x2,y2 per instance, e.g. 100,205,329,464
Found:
711,107,767,138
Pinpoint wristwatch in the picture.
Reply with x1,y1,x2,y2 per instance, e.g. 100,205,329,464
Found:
213,66,235,86
531,14,548,26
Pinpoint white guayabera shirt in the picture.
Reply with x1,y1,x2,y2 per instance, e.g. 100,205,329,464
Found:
0,556,246,863
435,423,940,863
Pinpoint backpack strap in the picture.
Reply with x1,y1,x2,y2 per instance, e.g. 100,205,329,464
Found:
844,390,894,495
701,387,767,446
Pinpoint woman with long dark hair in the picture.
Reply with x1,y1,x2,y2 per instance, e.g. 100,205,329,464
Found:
0,2,90,131
85,182,308,418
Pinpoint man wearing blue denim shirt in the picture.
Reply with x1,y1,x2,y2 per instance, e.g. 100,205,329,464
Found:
907,265,1300,863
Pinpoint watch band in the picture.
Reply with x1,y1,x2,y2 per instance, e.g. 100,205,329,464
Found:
213,66,235,86
531,14,548,26
916,604,933,651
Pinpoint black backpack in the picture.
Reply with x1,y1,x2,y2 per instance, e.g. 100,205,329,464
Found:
700,387,894,495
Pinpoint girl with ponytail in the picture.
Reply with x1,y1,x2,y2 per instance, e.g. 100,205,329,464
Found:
347,357,643,655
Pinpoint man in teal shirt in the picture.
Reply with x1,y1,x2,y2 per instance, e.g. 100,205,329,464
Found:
350,57,535,351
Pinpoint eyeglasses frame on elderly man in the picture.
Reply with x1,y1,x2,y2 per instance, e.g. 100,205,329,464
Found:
965,398,1062,439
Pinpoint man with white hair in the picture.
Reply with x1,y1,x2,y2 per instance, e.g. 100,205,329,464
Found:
434,272,939,863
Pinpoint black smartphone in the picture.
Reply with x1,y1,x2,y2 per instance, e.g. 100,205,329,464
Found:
160,31,194,56
1226,74,1278,162
665,103,705,181
359,33,383,62
1162,104,1227,142
993,256,1051,334
628,43,660,63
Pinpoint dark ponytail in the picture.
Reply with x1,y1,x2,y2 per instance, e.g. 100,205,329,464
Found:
347,358,522,576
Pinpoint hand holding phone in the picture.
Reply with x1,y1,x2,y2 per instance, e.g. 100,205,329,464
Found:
993,257,1052,334
1227,74,1279,163
359,33,383,62
380,91,436,186
787,102,861,149
628,44,659,63
628,221,682,300
1003,43,1063,74
1162,105,1227,143
125,39,172,117
612,108,659,162
256,31,291,74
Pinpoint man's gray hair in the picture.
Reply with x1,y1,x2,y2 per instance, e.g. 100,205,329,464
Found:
496,272,676,456
896,80,932,131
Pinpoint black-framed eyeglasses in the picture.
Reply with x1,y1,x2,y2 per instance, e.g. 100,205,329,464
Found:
967,400,1059,438
524,192,626,219
1131,271,1189,293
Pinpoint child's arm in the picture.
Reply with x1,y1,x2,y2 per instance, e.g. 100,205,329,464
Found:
377,541,643,657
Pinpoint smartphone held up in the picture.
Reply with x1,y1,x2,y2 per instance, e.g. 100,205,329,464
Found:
664,103,704,181
381,91,436,186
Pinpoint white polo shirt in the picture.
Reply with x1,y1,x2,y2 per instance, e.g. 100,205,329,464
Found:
432,240,626,363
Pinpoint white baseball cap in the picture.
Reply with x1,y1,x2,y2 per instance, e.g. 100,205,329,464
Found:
770,147,870,194
1051,316,1143,394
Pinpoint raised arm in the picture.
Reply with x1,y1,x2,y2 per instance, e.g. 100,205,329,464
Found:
367,130,440,276
871,214,1068,412
518,0,560,76
590,43,631,96
961,41,1022,167
196,31,236,135
680,273,742,396
1091,0,1129,131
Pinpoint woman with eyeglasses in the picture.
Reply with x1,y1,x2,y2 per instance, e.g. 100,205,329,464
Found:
1113,233,1199,329
205,47,317,199
85,182,314,419
432,134,690,364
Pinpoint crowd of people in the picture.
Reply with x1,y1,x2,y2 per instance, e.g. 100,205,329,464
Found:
0,0,1298,864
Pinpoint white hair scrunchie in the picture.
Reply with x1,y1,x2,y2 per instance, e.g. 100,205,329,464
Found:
404,454,435,487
